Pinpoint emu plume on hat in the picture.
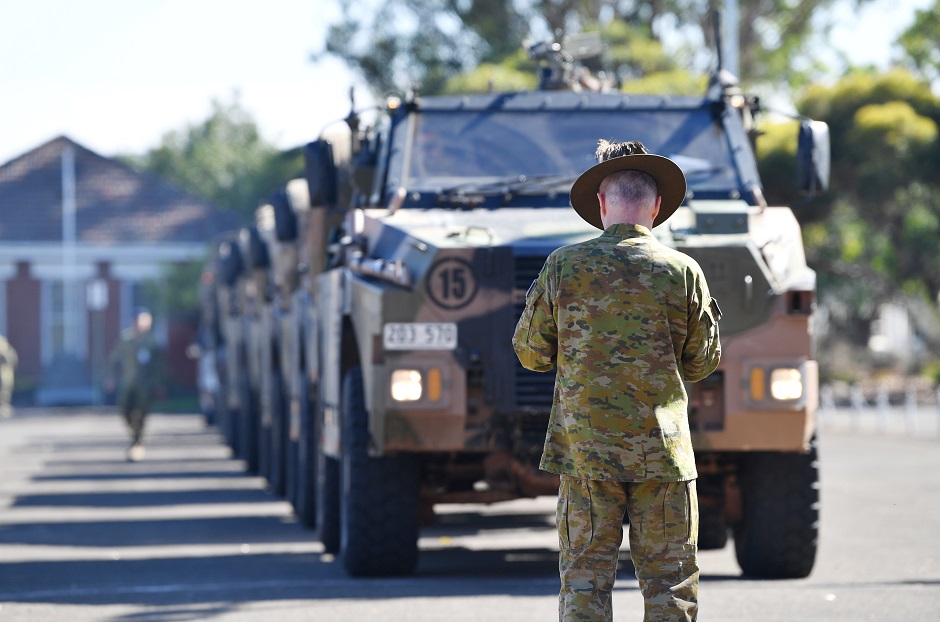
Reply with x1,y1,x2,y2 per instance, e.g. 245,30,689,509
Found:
569,144,687,229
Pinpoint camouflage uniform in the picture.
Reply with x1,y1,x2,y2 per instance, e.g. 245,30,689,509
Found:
108,325,162,448
513,223,721,621
0,335,18,418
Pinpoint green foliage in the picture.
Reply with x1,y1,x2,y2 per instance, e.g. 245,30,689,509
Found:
143,260,206,316
443,60,537,94
129,96,300,222
325,0,526,96
854,100,938,153
920,359,940,385
323,1,859,98
620,70,707,96
790,68,940,347
898,0,940,85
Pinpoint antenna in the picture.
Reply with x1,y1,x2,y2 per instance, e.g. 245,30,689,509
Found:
712,9,724,74
345,86,361,155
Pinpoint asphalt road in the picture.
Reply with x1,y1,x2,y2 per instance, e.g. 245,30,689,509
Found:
1,408,938,621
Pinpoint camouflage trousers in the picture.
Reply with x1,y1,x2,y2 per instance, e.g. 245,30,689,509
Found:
0,365,13,418
557,476,699,622
118,385,152,445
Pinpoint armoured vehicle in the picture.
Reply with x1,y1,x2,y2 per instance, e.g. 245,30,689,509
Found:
287,39,829,578
199,231,256,468
254,180,320,521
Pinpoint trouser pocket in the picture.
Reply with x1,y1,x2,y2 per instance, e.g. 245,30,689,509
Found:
663,480,698,547
558,476,594,552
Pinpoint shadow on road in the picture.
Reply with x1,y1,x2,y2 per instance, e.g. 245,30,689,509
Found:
1,411,751,611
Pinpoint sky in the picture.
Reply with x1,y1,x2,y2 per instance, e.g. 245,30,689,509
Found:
0,0,934,165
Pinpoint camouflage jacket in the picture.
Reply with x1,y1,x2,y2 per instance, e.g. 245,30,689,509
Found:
512,223,721,482
108,329,162,393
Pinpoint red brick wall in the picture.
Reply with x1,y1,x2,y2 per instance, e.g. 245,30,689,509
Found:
6,262,41,383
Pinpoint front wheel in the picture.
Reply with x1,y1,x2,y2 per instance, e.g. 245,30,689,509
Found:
340,367,420,577
317,452,341,554
733,437,820,578
293,376,318,528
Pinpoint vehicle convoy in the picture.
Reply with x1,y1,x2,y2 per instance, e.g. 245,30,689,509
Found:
209,35,830,580
197,181,320,520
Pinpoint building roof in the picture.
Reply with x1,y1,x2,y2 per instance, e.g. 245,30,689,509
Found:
0,136,240,244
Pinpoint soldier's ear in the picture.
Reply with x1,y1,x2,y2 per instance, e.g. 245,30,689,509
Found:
652,195,661,220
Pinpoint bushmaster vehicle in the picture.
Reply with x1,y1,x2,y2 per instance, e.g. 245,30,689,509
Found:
241,37,831,579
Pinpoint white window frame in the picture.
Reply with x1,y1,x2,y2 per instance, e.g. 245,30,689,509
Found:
40,279,88,366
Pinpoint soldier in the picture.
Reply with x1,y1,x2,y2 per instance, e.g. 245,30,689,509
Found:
0,334,18,419
108,308,163,461
513,140,721,622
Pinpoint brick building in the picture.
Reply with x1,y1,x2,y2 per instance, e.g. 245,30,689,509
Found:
0,136,239,404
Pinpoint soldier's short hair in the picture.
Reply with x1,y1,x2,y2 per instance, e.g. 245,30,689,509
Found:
595,139,649,161
595,140,659,208
600,169,658,208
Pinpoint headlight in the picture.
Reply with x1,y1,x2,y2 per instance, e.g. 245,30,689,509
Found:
769,368,803,401
390,370,423,401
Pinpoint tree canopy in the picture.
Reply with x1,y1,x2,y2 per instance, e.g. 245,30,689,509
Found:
757,66,940,364
324,0,869,97
124,96,303,222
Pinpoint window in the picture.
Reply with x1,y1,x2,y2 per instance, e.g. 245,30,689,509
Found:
41,279,87,365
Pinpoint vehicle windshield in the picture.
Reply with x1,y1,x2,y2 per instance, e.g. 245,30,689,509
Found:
384,104,742,201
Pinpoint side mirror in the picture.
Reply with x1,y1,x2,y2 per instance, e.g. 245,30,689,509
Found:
217,238,244,287
270,186,299,243
238,226,270,272
304,140,339,207
797,120,830,194
352,134,380,197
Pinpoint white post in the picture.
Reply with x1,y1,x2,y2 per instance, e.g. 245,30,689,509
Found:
905,384,917,436
850,383,865,430
724,0,740,77
876,385,890,432
61,146,78,356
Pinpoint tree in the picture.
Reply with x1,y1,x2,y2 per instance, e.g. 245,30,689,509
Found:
758,69,940,351
126,96,302,222
898,0,940,86
323,0,869,98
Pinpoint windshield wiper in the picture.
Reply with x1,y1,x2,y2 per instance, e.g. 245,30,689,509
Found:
437,173,579,196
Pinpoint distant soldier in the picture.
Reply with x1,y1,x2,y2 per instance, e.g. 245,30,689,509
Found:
108,309,163,461
0,334,18,419
513,140,721,622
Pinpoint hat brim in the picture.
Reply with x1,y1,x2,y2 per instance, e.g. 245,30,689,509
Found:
569,154,687,229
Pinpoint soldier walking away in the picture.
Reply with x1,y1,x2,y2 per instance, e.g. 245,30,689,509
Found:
0,334,18,419
513,140,722,622
108,308,163,461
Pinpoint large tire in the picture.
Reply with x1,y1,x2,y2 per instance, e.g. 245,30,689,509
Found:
317,452,341,554
733,437,820,578
268,368,287,497
294,377,318,529
340,367,420,577
237,370,260,474
258,395,273,485
284,387,301,508
698,504,729,551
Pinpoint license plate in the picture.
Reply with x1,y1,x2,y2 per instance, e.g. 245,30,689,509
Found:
383,323,458,350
